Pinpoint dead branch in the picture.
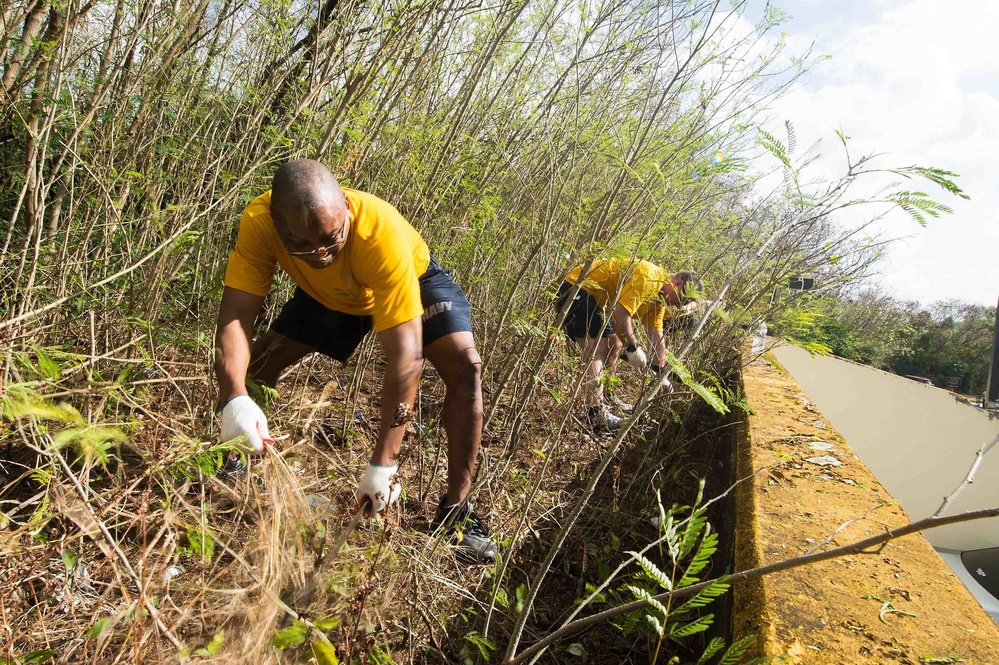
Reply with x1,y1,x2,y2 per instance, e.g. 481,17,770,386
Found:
933,431,999,518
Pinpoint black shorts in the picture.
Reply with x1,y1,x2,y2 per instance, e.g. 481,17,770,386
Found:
555,281,614,340
270,257,473,362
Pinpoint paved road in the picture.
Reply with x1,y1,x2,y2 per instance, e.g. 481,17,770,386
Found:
771,343,999,551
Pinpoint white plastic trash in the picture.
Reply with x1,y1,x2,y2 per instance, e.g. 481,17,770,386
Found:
751,321,768,354
809,441,835,451
163,565,185,581
805,455,844,468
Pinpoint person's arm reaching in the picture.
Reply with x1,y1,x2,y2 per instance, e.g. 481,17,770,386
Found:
357,316,424,514
215,287,265,402
214,286,271,452
647,326,666,374
610,303,637,347
611,303,647,369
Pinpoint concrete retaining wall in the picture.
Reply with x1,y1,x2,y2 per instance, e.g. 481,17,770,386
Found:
771,344,999,551
732,350,999,663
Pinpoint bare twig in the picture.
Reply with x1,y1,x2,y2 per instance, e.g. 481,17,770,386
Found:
51,450,183,649
933,431,999,518
803,502,888,556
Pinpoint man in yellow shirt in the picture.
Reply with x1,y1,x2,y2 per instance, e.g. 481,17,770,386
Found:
215,159,495,562
556,258,701,432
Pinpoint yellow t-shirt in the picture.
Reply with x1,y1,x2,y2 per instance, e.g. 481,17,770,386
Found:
566,259,670,332
223,189,430,332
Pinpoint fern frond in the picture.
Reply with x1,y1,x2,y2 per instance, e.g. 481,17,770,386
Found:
625,584,668,618
758,129,790,169
2,395,85,424
898,165,970,199
644,613,665,636
35,348,62,380
696,637,726,664
719,634,758,665
675,580,731,612
664,352,730,415
655,489,670,538
616,611,642,636
679,509,708,560
679,531,719,585
664,512,681,561
888,190,956,227
670,613,714,637
627,551,673,591
693,477,706,508
52,425,128,467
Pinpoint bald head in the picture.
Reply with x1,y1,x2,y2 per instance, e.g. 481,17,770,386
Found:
270,160,346,234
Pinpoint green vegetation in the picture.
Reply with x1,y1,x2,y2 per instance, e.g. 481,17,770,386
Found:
775,291,994,393
0,0,971,663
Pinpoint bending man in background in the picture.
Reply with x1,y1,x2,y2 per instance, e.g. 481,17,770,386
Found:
213,159,496,563
555,258,701,433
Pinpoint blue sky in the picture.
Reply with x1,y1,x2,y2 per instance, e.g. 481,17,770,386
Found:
746,0,999,306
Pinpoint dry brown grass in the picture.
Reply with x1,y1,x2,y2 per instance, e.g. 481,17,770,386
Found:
0,333,736,664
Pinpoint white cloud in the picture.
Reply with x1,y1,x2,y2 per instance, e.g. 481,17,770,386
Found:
763,0,999,305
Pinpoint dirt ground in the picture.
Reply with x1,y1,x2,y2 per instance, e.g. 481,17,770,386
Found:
732,353,999,664
1,337,731,664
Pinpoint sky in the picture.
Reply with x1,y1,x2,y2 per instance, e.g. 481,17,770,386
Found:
748,0,999,306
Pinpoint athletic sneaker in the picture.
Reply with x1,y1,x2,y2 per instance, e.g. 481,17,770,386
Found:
586,404,622,434
433,496,497,563
609,394,634,413
216,454,247,481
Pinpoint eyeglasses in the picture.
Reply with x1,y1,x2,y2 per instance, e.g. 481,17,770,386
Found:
282,205,352,257
284,222,347,256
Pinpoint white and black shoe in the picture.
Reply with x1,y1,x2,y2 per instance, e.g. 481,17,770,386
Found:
609,395,634,413
433,496,497,563
215,454,247,481
586,404,622,434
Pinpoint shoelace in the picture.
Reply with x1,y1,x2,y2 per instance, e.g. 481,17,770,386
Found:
442,504,490,538
460,510,490,538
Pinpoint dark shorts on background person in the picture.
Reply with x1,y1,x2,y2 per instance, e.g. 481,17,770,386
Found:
555,281,614,340
270,257,473,361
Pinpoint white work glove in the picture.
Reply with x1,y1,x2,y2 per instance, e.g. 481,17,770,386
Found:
220,395,272,453
682,301,700,315
624,344,648,370
357,463,402,514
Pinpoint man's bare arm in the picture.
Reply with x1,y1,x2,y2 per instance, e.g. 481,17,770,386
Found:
214,286,266,407
372,316,424,466
610,304,638,346
647,327,667,367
